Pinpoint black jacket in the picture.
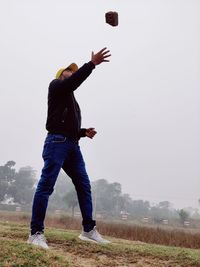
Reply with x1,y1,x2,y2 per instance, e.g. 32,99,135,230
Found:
46,61,95,139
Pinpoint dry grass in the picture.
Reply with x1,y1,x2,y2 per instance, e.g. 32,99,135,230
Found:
1,210,200,249
99,221,200,249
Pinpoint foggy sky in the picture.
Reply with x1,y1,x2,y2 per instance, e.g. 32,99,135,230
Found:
0,0,199,209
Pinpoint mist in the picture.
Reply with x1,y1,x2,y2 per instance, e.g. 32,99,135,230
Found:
0,0,199,209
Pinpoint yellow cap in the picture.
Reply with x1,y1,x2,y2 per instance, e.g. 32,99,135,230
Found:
55,63,78,79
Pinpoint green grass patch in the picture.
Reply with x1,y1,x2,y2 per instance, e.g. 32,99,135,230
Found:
0,239,69,267
1,221,200,267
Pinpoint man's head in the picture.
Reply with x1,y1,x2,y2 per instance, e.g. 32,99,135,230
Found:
56,63,78,80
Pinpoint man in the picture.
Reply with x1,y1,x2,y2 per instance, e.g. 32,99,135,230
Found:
27,48,111,249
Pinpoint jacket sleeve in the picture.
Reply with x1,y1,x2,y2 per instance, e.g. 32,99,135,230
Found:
51,61,95,94
79,128,87,138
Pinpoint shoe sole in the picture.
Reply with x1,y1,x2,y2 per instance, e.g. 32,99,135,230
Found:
78,234,98,243
78,235,110,244
27,240,49,249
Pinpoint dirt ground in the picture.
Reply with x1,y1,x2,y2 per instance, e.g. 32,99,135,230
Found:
1,235,184,267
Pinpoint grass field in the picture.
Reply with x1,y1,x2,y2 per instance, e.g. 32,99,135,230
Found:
1,211,200,249
1,221,200,267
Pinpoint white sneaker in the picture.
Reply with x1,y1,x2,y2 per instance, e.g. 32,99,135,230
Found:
79,226,110,244
27,232,49,249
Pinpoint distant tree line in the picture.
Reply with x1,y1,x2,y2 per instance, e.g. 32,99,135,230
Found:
0,161,198,224
0,161,36,205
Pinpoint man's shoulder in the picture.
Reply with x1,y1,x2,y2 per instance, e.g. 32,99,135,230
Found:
49,79,60,87
48,79,62,92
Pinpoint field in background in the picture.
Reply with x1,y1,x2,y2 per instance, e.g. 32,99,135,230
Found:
1,221,200,267
1,211,200,249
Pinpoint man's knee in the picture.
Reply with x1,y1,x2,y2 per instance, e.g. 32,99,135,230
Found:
74,178,91,194
36,182,54,196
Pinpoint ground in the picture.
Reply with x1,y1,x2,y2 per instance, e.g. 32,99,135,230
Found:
1,221,200,267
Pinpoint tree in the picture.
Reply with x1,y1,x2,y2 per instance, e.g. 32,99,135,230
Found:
8,166,36,205
107,182,122,215
178,209,189,224
5,161,16,169
63,189,78,217
0,161,16,202
92,179,122,216
0,161,37,205
158,201,171,209
130,200,150,218
50,171,74,210
118,193,132,212
92,179,108,216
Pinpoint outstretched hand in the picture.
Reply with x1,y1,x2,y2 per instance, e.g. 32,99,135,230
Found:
91,48,111,66
85,128,97,139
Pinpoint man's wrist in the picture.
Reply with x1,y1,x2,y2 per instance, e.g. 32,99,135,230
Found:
89,61,96,68
79,128,87,137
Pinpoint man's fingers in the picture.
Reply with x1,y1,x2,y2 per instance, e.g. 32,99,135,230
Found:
99,47,107,54
88,133,96,139
103,54,111,58
92,48,111,65
102,50,110,55
86,128,97,139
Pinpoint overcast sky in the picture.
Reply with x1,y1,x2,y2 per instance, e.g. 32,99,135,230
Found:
0,0,199,209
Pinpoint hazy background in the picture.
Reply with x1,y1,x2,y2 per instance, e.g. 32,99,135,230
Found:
0,0,199,209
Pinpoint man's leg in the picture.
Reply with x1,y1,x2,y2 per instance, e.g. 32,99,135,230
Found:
30,160,61,234
31,134,69,235
62,143,96,232
62,142,110,244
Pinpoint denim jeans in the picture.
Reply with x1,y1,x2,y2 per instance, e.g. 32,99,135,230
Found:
30,134,96,235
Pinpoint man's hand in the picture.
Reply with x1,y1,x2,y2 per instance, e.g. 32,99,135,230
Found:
85,128,97,139
91,48,111,66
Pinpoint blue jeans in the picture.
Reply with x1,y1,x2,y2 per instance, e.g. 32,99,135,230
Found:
30,134,96,235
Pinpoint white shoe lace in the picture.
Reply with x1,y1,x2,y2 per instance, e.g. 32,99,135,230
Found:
92,228,104,241
33,232,47,243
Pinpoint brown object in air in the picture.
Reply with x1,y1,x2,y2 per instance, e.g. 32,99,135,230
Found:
105,11,118,27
